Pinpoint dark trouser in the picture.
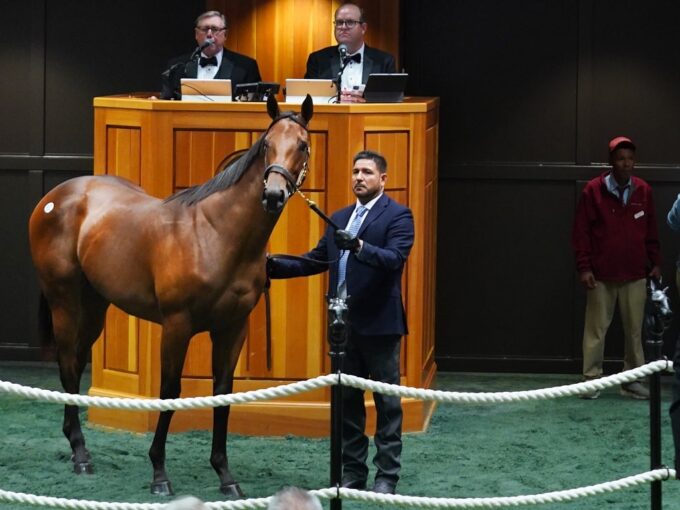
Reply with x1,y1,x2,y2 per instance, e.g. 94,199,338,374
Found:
341,331,402,484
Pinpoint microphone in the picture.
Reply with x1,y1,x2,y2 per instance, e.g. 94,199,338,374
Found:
190,38,214,60
160,38,217,100
335,44,351,103
338,43,348,61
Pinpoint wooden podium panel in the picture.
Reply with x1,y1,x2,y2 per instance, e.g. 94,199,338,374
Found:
89,96,439,436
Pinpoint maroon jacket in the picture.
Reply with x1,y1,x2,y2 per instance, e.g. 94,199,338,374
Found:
572,172,661,281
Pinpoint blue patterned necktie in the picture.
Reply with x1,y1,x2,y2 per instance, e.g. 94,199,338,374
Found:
337,205,367,293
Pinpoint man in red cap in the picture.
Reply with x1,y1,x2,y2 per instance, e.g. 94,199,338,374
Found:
572,136,661,399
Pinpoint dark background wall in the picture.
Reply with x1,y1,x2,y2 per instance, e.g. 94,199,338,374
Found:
2,0,680,374
402,0,680,372
0,0,203,360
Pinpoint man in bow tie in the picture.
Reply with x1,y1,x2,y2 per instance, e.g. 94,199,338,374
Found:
304,2,396,103
267,150,414,495
160,10,261,100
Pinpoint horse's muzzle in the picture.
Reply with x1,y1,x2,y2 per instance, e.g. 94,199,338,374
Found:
262,187,288,214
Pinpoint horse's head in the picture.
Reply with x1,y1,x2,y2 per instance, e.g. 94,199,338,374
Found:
261,94,314,214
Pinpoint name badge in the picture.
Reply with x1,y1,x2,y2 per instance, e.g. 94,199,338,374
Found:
634,210,645,219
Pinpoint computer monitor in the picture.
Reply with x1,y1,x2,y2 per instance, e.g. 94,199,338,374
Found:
234,82,280,102
180,79,232,102
363,73,408,103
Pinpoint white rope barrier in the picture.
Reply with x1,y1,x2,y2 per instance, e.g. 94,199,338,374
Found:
0,488,272,509
0,360,672,410
341,359,675,404
329,469,677,508
0,469,675,510
0,374,338,411
0,359,676,508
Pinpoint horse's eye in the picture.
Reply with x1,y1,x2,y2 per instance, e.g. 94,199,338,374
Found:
299,141,308,152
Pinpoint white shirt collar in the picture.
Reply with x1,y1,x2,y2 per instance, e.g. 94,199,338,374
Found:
200,48,223,67
348,44,365,59
355,192,382,212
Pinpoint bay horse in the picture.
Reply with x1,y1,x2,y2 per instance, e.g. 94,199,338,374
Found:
28,94,313,498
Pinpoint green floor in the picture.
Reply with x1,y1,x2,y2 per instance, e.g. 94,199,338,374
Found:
0,363,679,509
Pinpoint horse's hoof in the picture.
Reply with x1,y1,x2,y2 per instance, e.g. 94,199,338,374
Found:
73,462,94,475
150,480,174,496
220,482,245,499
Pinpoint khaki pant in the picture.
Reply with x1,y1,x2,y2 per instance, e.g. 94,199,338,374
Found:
582,278,646,378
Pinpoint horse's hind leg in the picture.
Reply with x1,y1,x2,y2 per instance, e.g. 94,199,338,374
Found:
51,282,109,474
209,322,247,498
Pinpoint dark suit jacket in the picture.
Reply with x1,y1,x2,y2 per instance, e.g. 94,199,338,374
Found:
304,45,396,84
160,48,261,100
268,194,414,336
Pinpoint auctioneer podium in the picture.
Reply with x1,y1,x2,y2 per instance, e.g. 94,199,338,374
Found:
88,95,439,436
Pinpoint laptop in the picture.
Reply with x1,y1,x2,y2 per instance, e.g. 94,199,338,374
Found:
285,79,337,105
180,79,232,102
363,73,408,103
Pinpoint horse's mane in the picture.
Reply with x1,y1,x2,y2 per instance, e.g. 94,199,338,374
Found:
164,135,265,206
164,112,307,207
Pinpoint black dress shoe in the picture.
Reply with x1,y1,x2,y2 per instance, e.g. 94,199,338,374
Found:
372,479,396,494
341,478,366,490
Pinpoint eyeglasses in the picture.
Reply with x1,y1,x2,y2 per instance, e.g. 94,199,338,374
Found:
196,26,226,34
333,19,363,28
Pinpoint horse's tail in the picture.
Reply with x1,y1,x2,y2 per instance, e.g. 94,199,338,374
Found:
38,293,56,360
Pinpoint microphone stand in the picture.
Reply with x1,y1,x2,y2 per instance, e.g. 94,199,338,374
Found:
335,57,352,103
160,42,211,100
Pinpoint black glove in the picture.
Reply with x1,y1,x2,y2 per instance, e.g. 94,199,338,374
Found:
265,254,276,278
334,229,360,252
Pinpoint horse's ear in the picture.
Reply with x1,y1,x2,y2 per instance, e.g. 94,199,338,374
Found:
267,94,280,120
300,94,314,125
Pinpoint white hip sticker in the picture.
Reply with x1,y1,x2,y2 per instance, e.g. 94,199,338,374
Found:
44,202,55,214
634,210,644,219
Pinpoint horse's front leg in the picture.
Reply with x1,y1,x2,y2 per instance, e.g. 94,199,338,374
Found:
210,322,248,498
149,314,192,496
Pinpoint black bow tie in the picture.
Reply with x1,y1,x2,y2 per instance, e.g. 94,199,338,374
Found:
344,53,361,64
199,56,218,67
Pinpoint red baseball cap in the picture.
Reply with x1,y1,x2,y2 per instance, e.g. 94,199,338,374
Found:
608,136,636,153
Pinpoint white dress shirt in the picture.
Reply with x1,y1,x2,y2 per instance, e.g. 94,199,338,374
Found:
340,44,365,91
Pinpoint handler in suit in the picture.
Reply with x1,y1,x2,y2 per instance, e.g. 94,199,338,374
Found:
160,11,261,100
305,2,396,103
267,150,414,495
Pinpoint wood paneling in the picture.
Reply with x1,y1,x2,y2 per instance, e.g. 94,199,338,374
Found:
365,132,409,189
106,127,141,183
206,0,400,91
88,96,438,435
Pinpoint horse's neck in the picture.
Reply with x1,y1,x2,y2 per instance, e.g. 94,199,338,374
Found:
200,159,278,245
